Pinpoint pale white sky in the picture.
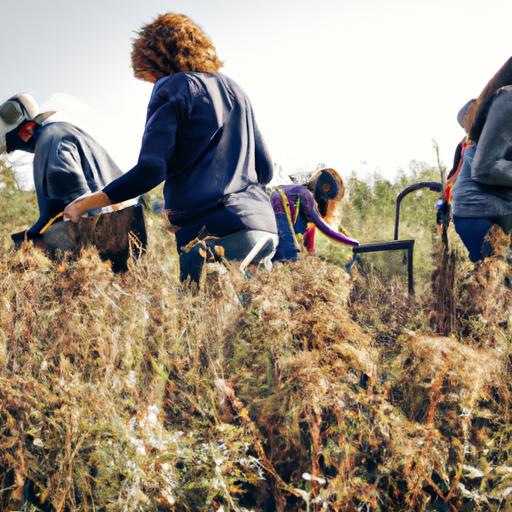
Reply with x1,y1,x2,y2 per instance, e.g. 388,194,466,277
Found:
1,0,511,185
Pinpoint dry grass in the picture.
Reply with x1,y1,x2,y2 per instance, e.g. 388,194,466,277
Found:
0,212,511,511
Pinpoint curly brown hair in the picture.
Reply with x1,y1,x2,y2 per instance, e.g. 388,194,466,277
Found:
131,13,223,83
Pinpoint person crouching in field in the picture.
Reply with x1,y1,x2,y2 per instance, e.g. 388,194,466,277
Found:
64,13,278,283
0,93,122,245
449,57,512,262
271,168,359,261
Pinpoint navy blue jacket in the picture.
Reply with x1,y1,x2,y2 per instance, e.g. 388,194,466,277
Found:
103,72,277,249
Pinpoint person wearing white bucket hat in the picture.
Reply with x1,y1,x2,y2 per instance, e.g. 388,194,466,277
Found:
1,93,122,244
0,93,55,153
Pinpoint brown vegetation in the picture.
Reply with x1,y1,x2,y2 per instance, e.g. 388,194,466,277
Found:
0,210,510,511
0,161,511,510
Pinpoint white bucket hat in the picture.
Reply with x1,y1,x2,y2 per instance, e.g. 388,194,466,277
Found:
0,93,55,153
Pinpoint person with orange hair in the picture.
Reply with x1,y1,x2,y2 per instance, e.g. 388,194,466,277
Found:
64,13,278,281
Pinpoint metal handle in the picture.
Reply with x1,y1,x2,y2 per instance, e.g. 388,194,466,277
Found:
394,181,443,240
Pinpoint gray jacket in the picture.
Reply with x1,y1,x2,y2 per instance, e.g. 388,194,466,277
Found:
452,87,512,218
29,122,122,234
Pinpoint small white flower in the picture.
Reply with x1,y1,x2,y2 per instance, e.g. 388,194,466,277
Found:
302,472,326,485
503,487,512,498
294,488,310,502
125,371,137,389
462,465,484,479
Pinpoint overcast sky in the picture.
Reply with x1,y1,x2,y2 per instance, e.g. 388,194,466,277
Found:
1,0,511,185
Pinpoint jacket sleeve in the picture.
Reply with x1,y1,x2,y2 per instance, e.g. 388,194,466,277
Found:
471,87,512,187
103,101,178,204
253,116,273,185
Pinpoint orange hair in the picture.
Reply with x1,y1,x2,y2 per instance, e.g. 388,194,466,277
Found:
131,13,223,83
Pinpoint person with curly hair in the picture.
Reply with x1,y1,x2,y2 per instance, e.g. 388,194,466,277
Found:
64,13,278,282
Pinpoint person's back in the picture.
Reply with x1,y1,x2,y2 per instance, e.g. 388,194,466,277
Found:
144,71,277,247
452,89,512,222
32,121,122,233
452,145,512,221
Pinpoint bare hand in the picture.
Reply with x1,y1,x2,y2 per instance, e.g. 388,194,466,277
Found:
64,191,112,223
63,197,86,222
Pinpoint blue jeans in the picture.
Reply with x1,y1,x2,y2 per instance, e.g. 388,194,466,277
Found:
179,230,278,283
453,216,511,262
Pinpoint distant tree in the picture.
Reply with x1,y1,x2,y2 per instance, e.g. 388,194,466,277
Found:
0,157,38,236
0,156,19,190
